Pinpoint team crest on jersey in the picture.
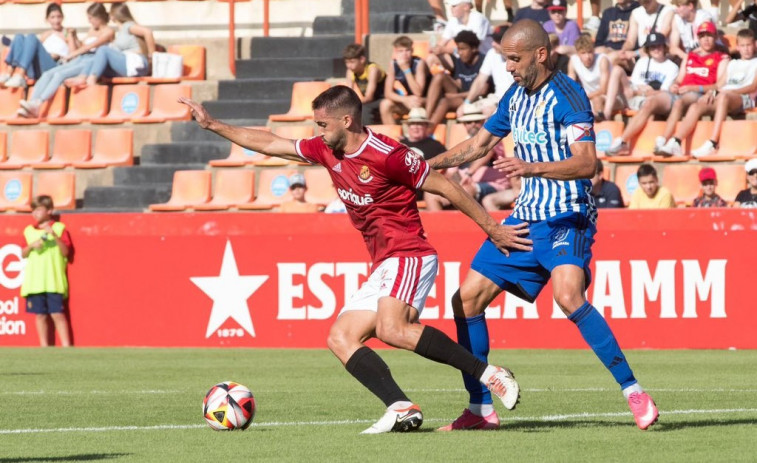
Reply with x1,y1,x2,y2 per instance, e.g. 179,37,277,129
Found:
705,58,714,66
358,165,373,183
405,150,422,174
534,101,547,118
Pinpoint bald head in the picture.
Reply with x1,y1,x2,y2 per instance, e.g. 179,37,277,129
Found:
502,19,551,54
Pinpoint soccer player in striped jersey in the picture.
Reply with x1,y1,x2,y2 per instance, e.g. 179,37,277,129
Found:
428,19,659,431
179,86,532,434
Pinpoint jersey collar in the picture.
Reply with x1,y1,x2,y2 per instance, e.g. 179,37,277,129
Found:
345,127,373,158
526,70,558,96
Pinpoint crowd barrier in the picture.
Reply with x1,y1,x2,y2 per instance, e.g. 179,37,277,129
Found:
0,209,754,348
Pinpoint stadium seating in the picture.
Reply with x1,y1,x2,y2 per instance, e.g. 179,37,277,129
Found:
412,41,430,60
72,128,134,168
718,120,757,160
162,45,206,81
629,120,666,161
0,130,49,169
268,81,331,122
303,168,338,206
149,170,212,211
194,169,256,211
47,85,109,125
447,123,468,148
0,171,32,212
209,127,269,167
33,129,92,169
0,88,24,122
431,123,446,145
36,171,76,209
91,85,150,124
0,132,6,162
712,164,748,202
6,87,67,125
367,124,402,140
237,168,297,210
613,164,640,206
661,164,700,205
132,84,192,123
594,121,624,159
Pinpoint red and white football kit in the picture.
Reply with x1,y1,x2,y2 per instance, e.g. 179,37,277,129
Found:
680,51,727,87
295,128,438,313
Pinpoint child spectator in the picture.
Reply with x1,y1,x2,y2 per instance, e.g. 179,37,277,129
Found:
543,0,581,51
513,0,551,24
426,30,485,126
399,108,447,161
343,43,385,125
669,0,717,62
629,163,676,208
600,33,679,120
568,35,612,120
65,3,155,88
1,3,69,87
733,158,757,207
432,0,493,56
379,36,429,124
278,173,320,213
693,167,728,207
549,33,570,74
594,0,640,54
619,0,675,63
21,195,73,347
591,160,624,208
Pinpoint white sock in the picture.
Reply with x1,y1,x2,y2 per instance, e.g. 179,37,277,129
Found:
388,400,413,411
479,365,499,385
469,403,495,417
622,383,643,399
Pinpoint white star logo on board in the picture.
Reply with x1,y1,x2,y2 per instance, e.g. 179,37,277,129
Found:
190,240,268,338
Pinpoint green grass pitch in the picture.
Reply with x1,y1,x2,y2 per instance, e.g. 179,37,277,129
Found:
1,348,756,462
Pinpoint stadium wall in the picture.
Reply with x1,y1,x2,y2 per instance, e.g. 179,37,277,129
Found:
0,209,754,349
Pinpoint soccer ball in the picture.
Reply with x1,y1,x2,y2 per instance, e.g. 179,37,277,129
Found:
203,381,256,430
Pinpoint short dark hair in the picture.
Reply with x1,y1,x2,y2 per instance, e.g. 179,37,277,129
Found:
343,43,366,60
737,28,755,40
595,159,604,175
312,85,362,122
637,163,658,179
32,195,54,210
454,30,481,49
86,2,109,23
46,3,63,18
393,36,413,49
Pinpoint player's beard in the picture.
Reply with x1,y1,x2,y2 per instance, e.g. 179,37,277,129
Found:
519,60,540,90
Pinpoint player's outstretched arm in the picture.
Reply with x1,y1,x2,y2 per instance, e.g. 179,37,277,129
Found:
422,169,532,256
494,141,596,180
427,126,500,170
179,97,302,162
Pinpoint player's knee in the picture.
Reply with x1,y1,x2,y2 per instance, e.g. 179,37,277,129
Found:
553,291,584,314
326,325,350,356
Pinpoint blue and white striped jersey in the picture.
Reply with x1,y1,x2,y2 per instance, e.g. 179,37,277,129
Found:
484,71,598,224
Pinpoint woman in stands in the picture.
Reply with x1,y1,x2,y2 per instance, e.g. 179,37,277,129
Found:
66,3,155,88
17,3,114,118
1,3,70,88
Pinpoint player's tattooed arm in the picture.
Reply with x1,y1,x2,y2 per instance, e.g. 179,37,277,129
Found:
428,129,499,169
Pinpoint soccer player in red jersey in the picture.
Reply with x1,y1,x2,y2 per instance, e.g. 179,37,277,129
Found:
180,86,532,434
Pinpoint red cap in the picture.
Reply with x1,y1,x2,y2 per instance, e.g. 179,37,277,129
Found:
697,21,717,36
699,167,717,182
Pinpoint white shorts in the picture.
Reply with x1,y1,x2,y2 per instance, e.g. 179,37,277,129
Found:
340,254,438,315
740,94,755,111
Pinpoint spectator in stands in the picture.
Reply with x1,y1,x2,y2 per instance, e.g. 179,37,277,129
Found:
568,35,612,120
543,0,581,51
428,0,515,25
727,0,757,37
513,0,551,24
65,3,154,88
600,32,679,121
424,105,509,210
343,43,385,125
456,25,513,118
549,33,570,74
481,174,521,211
629,164,676,208
426,31,485,126
734,158,757,207
0,3,69,88
20,195,73,347
279,173,320,213
17,3,114,119
693,167,728,207
380,36,429,124
594,0,640,55
618,0,676,65
400,108,446,161
688,29,757,157
431,0,493,58
607,22,728,156
591,160,624,208
669,0,717,62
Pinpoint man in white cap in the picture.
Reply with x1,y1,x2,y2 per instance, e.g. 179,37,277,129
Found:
400,108,446,161
734,158,757,208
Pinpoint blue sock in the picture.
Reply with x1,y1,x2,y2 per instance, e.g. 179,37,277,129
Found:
454,314,492,405
568,302,637,389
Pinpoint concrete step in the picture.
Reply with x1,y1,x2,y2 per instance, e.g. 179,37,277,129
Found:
235,57,344,79
250,35,354,59
202,98,290,120
83,185,172,210
341,0,430,14
218,78,315,101
112,164,208,185
140,142,230,165
314,12,434,35
170,120,268,143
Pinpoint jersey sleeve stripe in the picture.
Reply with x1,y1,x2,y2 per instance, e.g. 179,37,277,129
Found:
415,162,431,189
294,139,313,163
553,76,583,112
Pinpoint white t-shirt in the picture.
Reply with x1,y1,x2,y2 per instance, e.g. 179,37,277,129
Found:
722,58,757,91
631,4,675,48
442,10,493,53
479,48,514,98
630,56,680,90
569,53,609,94
42,33,69,58
673,9,717,53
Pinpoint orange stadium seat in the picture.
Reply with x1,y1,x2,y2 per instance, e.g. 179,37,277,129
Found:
72,128,133,168
594,121,624,159
47,85,109,125
661,164,700,205
11,0,46,4
0,132,6,161
412,41,431,60
446,122,469,148
367,124,402,141
6,87,67,126
209,127,270,167
269,81,331,122
718,120,757,159
165,45,206,81
303,168,338,206
133,84,191,123
606,120,660,163
0,88,25,121
0,48,9,76
237,168,297,210
613,163,641,206
194,169,256,211
36,171,76,209
91,85,150,124
431,123,446,145
670,120,718,161
1,130,49,169
272,124,314,140
33,129,92,169
149,170,211,211
0,171,33,212
712,164,747,202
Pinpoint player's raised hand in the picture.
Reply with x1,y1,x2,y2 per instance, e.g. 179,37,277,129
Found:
178,97,213,129
488,222,532,256
493,156,535,178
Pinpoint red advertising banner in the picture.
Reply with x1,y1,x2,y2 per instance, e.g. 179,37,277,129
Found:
0,209,754,348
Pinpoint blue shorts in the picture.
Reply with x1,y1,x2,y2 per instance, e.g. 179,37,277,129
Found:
471,211,595,303
25,293,66,314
